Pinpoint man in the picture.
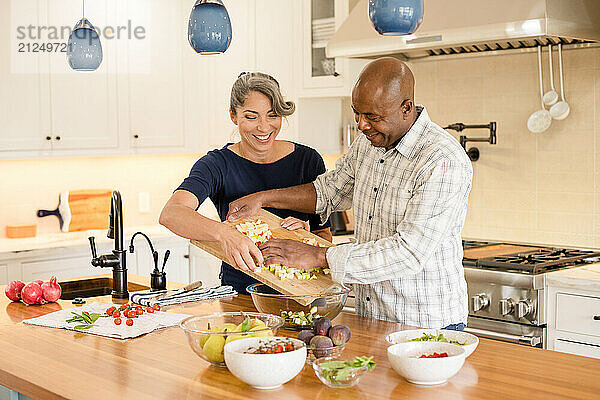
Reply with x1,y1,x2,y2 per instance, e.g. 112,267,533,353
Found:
227,57,473,330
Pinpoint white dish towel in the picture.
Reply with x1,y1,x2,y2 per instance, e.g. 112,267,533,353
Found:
131,285,237,307
22,302,191,339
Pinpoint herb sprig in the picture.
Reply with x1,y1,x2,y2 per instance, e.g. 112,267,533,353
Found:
408,331,466,346
66,311,102,330
317,356,376,384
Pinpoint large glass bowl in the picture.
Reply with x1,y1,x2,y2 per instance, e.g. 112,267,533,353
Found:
246,283,351,330
179,311,284,368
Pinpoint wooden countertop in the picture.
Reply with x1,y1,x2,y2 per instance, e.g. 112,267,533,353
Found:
1,276,599,400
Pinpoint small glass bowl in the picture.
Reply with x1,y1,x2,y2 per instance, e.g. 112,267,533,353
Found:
179,311,284,368
247,283,351,330
306,342,345,365
312,357,369,389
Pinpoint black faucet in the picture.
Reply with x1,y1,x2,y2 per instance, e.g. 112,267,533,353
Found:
129,231,167,291
444,122,497,162
88,190,129,299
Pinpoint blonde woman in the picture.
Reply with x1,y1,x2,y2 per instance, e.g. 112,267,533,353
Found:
160,72,331,293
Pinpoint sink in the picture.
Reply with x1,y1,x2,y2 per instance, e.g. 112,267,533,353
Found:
59,278,149,300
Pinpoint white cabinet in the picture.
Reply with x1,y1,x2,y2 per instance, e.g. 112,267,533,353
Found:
22,255,96,282
189,244,222,289
121,0,186,151
44,0,120,152
0,0,52,155
0,264,8,285
547,285,600,359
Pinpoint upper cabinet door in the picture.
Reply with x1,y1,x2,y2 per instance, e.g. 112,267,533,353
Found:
45,0,119,151
123,0,185,150
0,0,52,153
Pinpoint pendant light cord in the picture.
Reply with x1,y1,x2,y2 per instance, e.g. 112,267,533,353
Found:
82,0,85,18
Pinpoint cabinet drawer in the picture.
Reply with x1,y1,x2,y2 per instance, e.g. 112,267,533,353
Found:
554,339,600,359
556,293,600,337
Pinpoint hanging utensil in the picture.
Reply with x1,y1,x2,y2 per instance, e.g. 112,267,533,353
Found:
550,43,571,120
542,45,559,106
527,46,552,133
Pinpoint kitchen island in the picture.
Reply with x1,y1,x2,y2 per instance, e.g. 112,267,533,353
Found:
0,275,599,400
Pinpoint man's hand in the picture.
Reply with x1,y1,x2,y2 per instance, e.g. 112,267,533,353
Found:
259,239,328,270
227,193,263,222
280,217,310,231
219,226,264,272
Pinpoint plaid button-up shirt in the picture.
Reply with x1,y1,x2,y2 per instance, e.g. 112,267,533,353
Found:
313,107,472,328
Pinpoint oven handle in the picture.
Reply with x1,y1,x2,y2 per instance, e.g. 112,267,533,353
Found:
464,327,542,347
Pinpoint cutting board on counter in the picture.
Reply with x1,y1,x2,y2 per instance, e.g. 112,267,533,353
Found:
37,190,112,232
463,244,541,259
191,209,336,301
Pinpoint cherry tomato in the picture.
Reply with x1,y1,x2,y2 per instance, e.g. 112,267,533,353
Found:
83,311,89,315
147,308,155,314
114,318,122,325
112,310,121,318
285,343,294,352
126,318,133,326
152,304,161,311
106,307,116,316
119,304,129,311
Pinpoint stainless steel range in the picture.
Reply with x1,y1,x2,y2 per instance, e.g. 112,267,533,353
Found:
463,243,600,348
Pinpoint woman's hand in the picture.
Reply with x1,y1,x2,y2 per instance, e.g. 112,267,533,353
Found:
219,226,264,272
280,217,310,231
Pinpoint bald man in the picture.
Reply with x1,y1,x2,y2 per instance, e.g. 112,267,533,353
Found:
226,57,473,330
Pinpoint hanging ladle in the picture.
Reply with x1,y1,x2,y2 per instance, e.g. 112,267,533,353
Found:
542,45,559,106
550,43,570,120
527,46,552,133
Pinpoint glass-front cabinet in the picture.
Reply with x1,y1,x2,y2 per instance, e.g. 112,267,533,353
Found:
300,0,348,91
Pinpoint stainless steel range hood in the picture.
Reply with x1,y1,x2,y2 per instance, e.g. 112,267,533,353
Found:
327,0,600,60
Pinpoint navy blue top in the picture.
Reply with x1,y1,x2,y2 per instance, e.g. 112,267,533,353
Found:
177,142,330,293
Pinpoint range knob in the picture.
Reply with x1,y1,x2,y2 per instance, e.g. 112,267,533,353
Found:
499,298,515,316
515,300,534,319
471,293,490,312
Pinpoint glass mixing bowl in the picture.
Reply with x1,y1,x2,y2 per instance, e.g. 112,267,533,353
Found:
179,311,284,367
246,283,351,330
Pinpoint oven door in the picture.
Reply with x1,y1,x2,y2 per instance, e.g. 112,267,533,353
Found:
466,317,545,348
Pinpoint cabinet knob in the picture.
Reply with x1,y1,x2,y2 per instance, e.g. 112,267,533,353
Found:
46,136,52,140
133,134,139,139
594,315,600,320
183,254,189,259
55,136,61,141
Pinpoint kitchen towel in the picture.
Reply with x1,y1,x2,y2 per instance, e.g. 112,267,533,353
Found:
22,302,191,340
130,285,237,307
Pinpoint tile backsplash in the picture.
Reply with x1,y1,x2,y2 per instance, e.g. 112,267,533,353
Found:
410,47,599,248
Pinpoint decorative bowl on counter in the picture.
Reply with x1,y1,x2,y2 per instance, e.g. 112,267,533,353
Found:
387,342,466,385
385,329,479,358
246,283,351,330
312,356,370,389
179,311,284,368
224,337,307,389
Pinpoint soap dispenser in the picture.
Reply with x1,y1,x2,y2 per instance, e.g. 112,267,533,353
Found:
129,231,167,291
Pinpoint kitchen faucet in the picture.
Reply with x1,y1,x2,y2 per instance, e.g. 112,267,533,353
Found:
88,190,129,299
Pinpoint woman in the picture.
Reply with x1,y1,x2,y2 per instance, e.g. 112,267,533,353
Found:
159,72,331,293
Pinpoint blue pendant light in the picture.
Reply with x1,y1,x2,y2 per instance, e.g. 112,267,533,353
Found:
188,0,232,55
369,0,424,36
67,0,102,71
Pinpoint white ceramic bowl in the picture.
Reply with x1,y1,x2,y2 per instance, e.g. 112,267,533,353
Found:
224,337,307,389
385,329,479,357
387,342,466,385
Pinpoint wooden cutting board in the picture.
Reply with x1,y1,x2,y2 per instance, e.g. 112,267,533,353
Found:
191,209,337,300
463,244,541,259
37,190,112,232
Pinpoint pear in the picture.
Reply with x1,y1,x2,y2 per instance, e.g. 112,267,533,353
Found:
249,326,273,338
203,334,226,363
250,318,267,329
220,323,238,334
199,326,218,348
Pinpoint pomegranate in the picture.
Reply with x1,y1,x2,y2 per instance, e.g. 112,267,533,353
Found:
33,280,44,286
4,280,25,302
21,282,45,305
41,277,62,302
